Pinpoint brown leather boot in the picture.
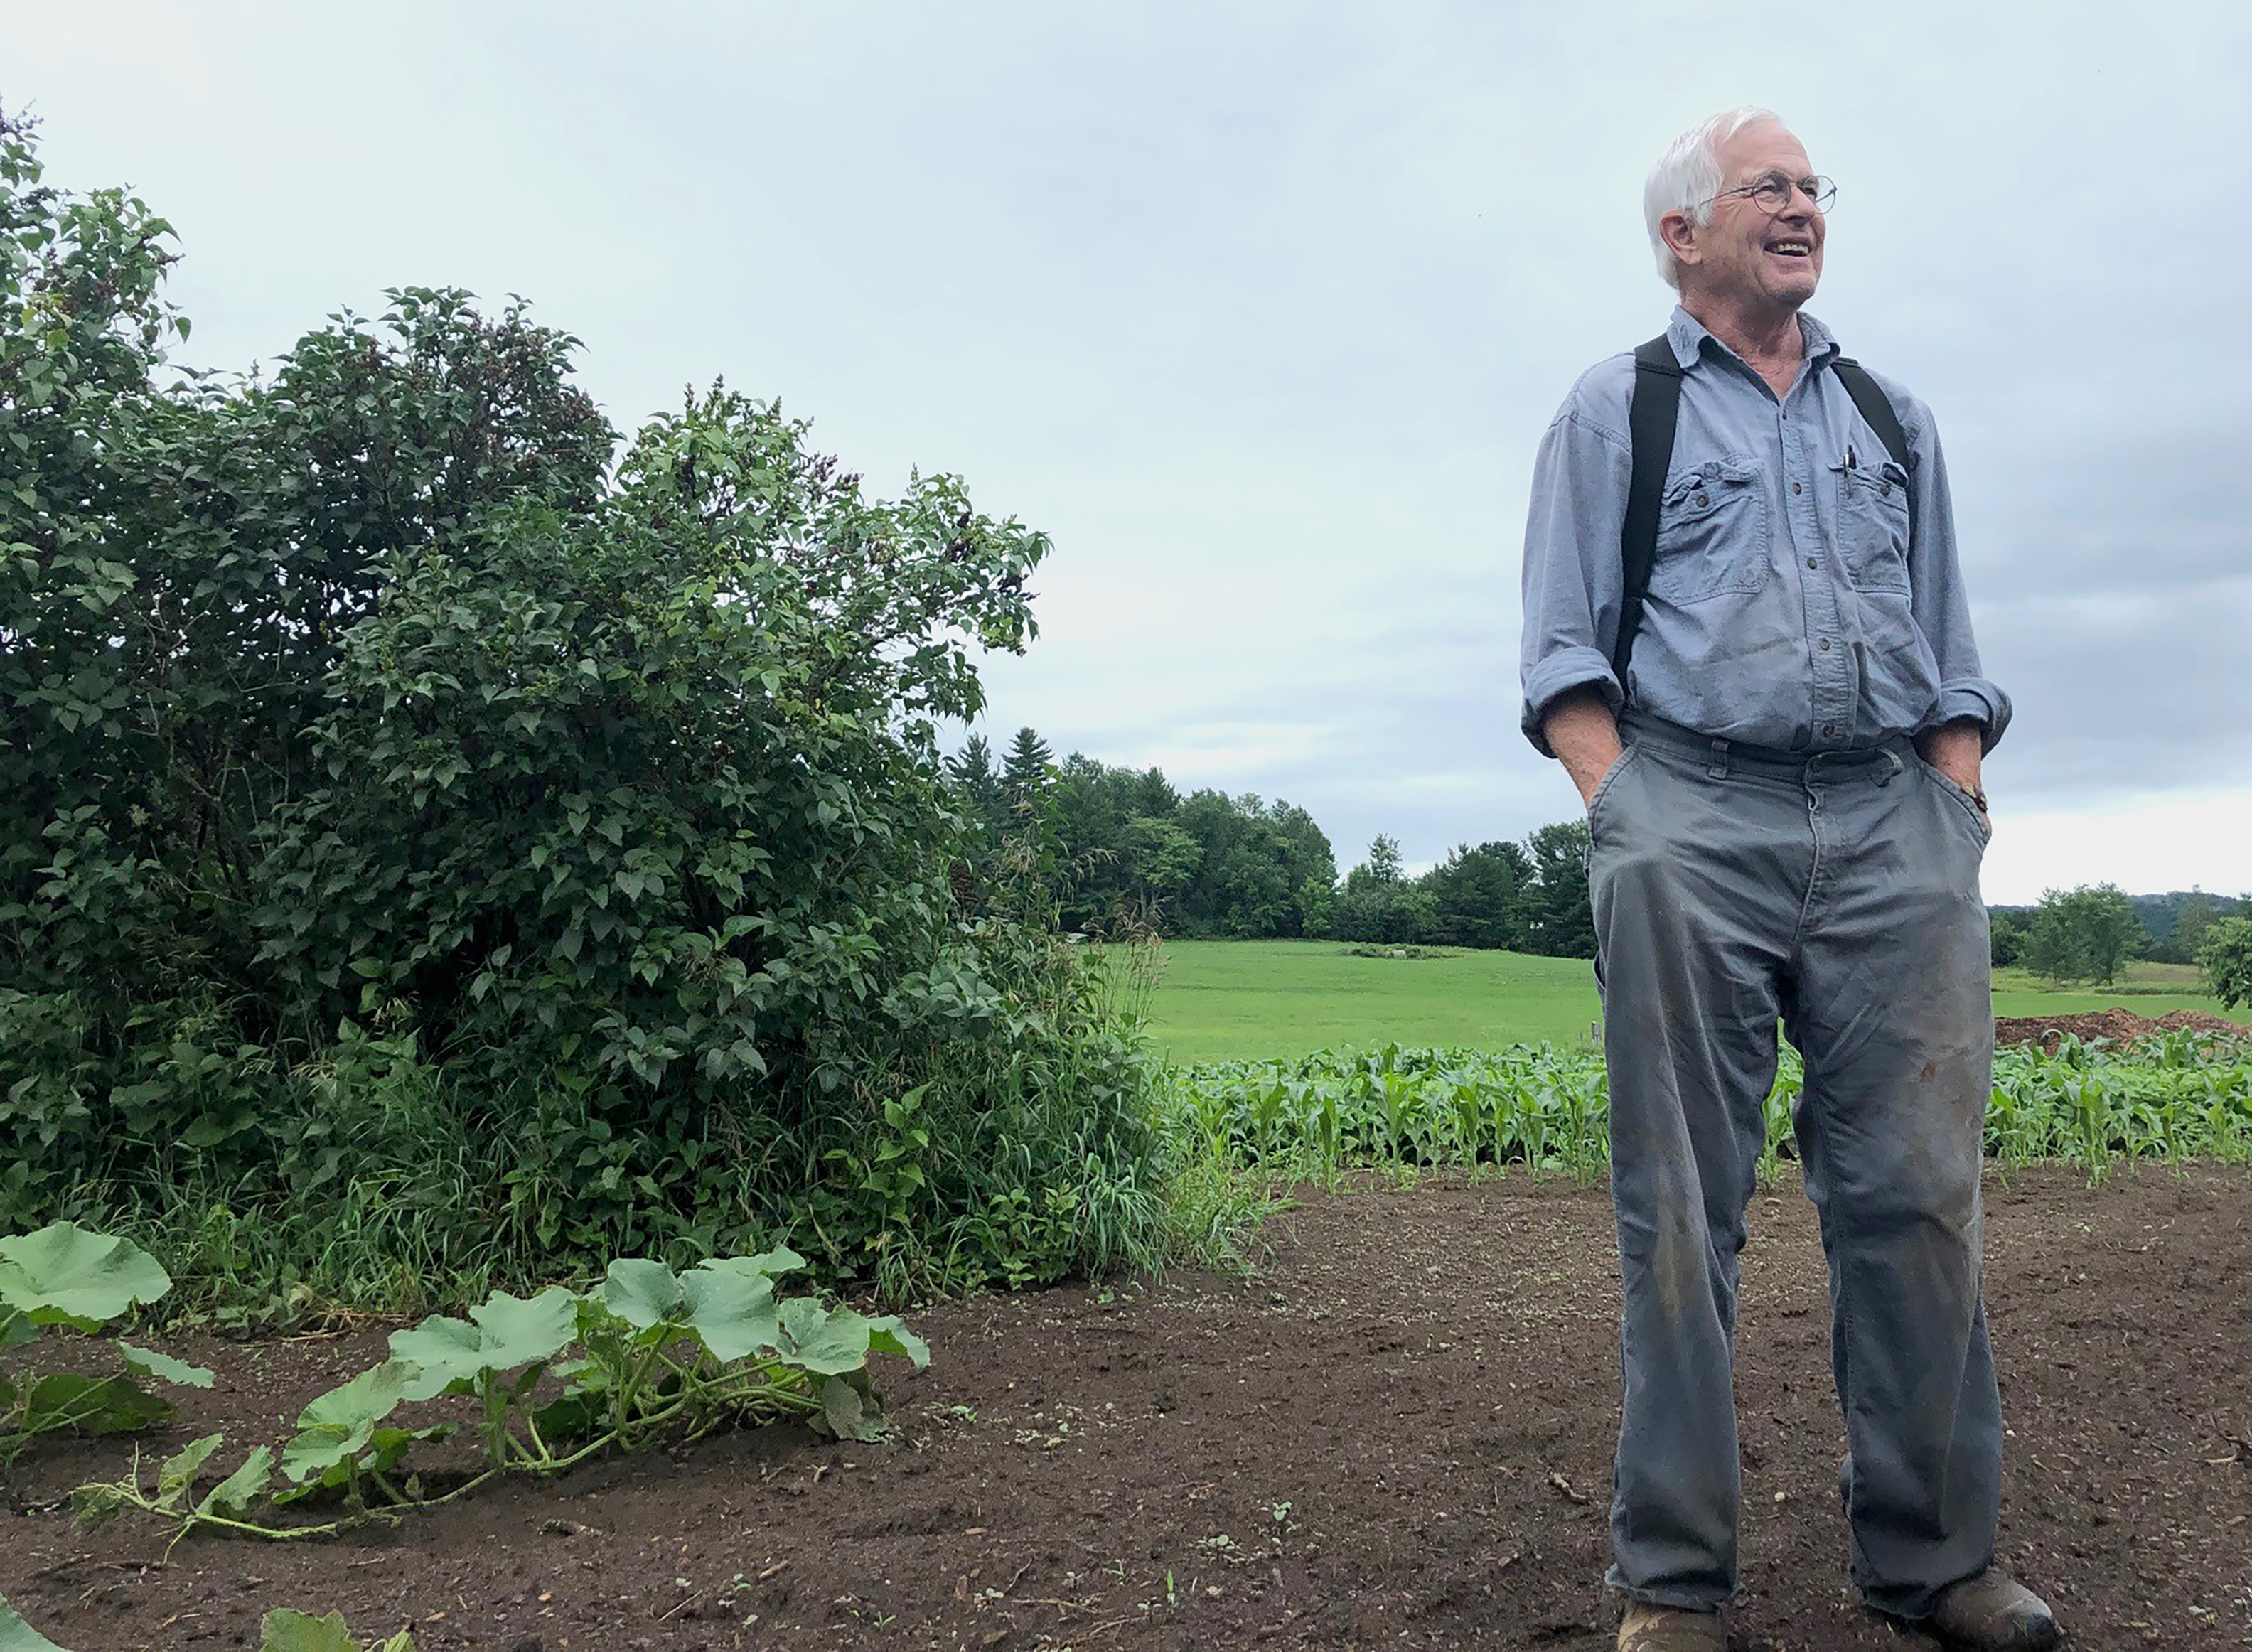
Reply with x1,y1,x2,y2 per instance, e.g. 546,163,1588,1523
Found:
1616,1602,1729,1651
1925,1570,2060,1651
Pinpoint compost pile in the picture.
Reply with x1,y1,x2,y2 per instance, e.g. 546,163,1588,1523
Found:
1993,1007,2247,1052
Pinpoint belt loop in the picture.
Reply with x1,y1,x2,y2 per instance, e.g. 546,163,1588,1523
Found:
1878,749,1903,786
1707,738,1730,780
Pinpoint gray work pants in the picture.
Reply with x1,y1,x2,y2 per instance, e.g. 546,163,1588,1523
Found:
1587,712,2002,1620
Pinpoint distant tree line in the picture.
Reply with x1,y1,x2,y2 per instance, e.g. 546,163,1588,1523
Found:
947,729,1597,958
952,731,2252,987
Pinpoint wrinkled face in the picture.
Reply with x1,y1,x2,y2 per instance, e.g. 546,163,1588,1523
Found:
1676,121,1825,313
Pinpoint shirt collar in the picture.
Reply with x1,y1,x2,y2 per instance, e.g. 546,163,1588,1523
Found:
1665,304,1841,371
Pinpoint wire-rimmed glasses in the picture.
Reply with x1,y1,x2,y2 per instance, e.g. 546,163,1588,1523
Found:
1702,173,1836,215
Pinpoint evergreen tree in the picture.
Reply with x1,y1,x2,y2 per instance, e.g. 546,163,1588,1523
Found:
945,734,1008,845
1365,834,1405,886
1517,819,1596,958
1425,841,1531,950
1002,726,1056,798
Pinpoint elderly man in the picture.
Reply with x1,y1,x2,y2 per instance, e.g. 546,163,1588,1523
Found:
1516,109,2057,1652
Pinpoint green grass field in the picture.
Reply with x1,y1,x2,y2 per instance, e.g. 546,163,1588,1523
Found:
1140,940,2243,1063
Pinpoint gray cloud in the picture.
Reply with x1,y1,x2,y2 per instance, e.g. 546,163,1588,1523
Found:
11,0,2248,894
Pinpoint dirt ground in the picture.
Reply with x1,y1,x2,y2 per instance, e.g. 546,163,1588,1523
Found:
1992,1007,2247,1052
6,1166,2249,1652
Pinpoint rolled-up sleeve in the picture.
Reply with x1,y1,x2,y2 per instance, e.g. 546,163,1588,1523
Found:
1519,404,1634,756
1895,387,2013,752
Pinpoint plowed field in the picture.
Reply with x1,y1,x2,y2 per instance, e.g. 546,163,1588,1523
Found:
6,1166,2248,1651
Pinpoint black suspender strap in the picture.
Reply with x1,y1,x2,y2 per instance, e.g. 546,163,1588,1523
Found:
1613,336,1684,688
1613,339,1917,692
1829,355,1911,476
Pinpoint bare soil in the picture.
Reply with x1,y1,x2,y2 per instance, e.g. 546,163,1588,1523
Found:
5,1166,2248,1651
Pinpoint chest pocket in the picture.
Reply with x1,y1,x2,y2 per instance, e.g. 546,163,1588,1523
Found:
1833,457,1912,593
1651,457,1768,604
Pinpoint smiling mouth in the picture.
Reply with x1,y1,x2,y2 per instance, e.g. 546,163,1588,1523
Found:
1766,239,1813,257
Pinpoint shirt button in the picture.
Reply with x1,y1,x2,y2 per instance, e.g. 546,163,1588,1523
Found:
1880,481,1893,498
1818,638,1831,652
1695,493,1709,508
1823,722,1838,737
1806,557,1818,570
1791,481,1803,495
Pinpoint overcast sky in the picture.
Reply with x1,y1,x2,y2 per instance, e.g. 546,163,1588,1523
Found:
9,0,2248,904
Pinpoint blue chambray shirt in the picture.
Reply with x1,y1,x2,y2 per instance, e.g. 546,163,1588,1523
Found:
1518,306,2010,757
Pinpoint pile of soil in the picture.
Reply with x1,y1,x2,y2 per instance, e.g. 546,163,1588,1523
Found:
1994,1007,2248,1051
4,1166,2247,1651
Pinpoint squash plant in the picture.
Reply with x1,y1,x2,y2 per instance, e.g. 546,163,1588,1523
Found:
0,1223,211,1467
76,1245,927,1540
0,1599,414,1652
257,1610,416,1651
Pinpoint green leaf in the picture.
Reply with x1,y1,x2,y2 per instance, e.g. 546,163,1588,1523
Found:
761,1300,928,1377
257,1610,358,1652
806,1377,882,1440
198,1444,274,1517
529,1389,603,1444
68,1479,128,1532
19,1373,173,1437
280,1360,410,1484
767,1298,882,1378
0,1308,34,1351
679,1267,779,1363
389,1286,579,1402
0,1592,73,1652
117,1341,215,1390
276,1422,436,1504
600,1258,685,1331
695,1245,807,1287
158,1432,227,1503
861,1314,931,1370
0,1223,171,1328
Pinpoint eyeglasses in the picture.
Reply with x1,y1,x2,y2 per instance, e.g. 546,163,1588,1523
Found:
1701,172,1836,216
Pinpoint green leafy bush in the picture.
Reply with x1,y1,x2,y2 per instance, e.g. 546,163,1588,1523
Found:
0,107,1167,1307
75,1247,926,1542
2198,917,2252,1010
0,1223,211,1465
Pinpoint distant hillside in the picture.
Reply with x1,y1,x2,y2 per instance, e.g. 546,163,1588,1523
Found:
2126,891,2246,941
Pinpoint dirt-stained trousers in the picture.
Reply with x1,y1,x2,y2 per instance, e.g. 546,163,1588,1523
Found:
1587,710,2003,1620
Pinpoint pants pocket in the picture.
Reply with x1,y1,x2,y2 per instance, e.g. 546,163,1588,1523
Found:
1915,756,1990,847
1586,744,1642,848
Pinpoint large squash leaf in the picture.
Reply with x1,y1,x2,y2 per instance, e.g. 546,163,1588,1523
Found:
0,1224,171,1331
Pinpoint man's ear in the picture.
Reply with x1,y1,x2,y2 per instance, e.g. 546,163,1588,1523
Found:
1660,210,1700,271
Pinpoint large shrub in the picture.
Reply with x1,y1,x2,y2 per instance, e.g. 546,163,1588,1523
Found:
0,108,1165,1307
2200,917,2252,1011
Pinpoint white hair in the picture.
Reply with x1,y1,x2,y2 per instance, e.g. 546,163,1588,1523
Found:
1644,106,1780,290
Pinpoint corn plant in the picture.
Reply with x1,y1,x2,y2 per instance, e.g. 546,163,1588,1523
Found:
74,1245,926,1542
1,1223,212,1467
1167,1033,2252,1182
